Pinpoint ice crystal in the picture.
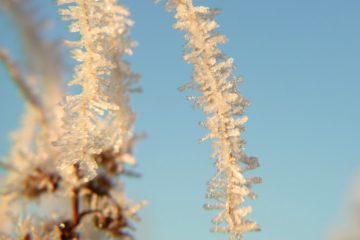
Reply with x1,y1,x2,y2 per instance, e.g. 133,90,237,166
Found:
56,0,138,181
168,0,261,239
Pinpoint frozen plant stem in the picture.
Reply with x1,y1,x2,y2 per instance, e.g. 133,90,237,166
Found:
57,0,122,179
0,49,47,128
0,0,144,238
56,0,145,238
168,0,261,239
71,164,80,226
1,0,64,114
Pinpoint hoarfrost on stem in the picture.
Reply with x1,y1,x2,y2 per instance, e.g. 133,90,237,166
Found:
56,0,138,182
168,0,261,239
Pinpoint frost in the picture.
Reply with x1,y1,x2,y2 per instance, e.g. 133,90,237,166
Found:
169,0,261,239
56,0,139,181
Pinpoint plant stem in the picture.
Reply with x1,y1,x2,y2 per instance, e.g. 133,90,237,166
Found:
0,49,47,127
72,187,80,226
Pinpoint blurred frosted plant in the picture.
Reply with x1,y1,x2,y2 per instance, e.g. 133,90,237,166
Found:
0,46,61,227
0,0,65,132
0,195,13,233
0,0,144,239
0,217,60,240
0,1,64,203
0,1,66,236
167,0,261,239
13,217,62,240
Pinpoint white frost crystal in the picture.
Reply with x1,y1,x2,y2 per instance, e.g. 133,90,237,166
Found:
168,0,261,239
56,0,138,181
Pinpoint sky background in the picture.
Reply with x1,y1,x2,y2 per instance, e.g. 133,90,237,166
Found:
1,0,360,240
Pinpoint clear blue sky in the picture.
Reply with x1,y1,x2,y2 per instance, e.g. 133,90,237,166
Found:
1,1,360,240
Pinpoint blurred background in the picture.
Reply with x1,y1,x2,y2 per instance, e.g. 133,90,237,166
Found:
1,0,360,239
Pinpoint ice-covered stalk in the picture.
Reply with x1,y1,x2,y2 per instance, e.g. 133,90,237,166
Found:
56,0,135,180
168,0,261,239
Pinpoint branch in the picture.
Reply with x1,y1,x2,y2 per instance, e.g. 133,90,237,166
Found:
0,49,47,127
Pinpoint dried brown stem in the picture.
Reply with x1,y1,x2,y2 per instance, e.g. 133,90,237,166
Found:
72,188,80,226
23,233,31,240
71,163,82,226
78,209,101,222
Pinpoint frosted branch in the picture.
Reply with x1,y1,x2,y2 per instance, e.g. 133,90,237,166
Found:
169,0,261,239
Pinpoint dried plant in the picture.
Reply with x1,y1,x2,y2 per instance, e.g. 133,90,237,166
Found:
0,0,260,240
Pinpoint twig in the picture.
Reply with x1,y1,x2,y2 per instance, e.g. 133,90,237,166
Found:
0,49,47,127
72,187,80,226
72,163,82,226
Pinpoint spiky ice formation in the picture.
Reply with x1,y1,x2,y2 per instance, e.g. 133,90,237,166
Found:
168,0,261,239
56,0,137,181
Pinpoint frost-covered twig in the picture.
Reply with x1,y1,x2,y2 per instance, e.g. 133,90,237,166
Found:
0,1,65,233
167,0,261,239
1,0,144,238
0,49,47,127
0,0,64,110
56,0,145,238
56,0,138,180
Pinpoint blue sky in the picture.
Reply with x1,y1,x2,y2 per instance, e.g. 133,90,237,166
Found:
1,1,360,240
